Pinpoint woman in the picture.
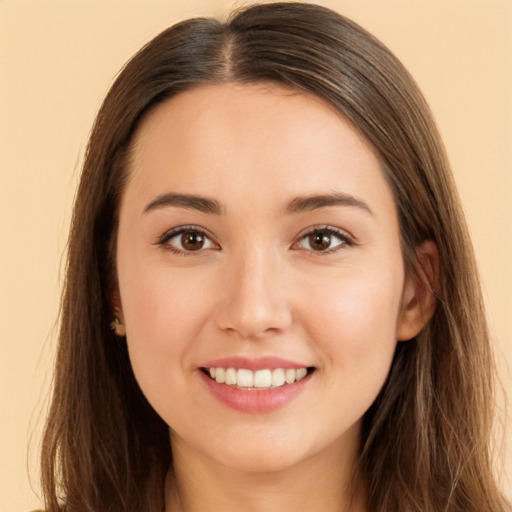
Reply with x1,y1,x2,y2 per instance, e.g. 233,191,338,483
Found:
40,2,510,511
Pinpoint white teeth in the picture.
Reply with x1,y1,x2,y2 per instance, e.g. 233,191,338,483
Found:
236,369,254,387
285,368,296,384
206,366,310,389
225,367,237,385
254,369,272,388
296,368,308,381
271,368,286,387
215,367,225,384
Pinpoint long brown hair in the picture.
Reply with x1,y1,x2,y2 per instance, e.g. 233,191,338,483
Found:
41,3,510,511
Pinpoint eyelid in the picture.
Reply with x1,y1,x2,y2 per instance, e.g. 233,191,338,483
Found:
291,225,355,253
154,225,220,254
154,224,354,255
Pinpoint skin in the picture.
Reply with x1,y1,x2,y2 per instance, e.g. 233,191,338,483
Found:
115,83,435,512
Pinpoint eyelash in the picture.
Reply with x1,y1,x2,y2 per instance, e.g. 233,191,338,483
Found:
155,225,219,256
155,225,355,256
292,225,355,254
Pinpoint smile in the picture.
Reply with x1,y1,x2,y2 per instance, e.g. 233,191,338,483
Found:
204,367,312,390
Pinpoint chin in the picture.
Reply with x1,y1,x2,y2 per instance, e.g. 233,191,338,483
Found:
216,448,305,474
201,427,320,474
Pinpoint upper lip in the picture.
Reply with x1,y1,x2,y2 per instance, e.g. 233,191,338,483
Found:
200,356,311,371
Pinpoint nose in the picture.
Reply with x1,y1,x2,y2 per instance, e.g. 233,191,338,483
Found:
214,247,293,340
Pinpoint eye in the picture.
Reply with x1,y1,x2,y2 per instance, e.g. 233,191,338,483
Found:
293,227,353,253
157,226,219,254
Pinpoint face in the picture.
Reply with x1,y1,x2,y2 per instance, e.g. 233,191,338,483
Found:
115,83,414,474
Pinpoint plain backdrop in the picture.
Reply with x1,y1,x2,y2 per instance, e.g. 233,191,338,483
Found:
1,1,511,510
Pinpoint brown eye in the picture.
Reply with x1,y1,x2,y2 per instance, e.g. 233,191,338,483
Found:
181,231,205,251
308,232,332,251
159,227,218,254
294,227,351,253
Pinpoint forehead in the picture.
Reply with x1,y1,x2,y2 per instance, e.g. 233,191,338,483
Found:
124,82,393,217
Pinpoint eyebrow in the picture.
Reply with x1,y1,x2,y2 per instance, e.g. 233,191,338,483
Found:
143,191,373,217
143,193,223,215
286,193,373,216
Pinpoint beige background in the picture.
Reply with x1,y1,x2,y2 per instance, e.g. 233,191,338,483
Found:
1,1,511,510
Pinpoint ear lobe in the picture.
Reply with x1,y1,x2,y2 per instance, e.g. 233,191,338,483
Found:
110,288,126,337
397,240,439,342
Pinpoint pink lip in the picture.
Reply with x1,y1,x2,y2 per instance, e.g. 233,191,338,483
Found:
199,369,312,414
200,356,308,371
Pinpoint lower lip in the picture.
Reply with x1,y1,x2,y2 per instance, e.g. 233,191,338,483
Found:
199,370,311,413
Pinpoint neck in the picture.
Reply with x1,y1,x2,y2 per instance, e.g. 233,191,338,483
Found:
165,432,367,512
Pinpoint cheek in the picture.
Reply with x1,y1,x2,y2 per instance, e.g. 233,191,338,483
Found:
302,260,404,390
118,265,215,400
120,254,216,333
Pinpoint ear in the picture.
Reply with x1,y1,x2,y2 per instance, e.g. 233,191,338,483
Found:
397,240,439,342
110,287,126,337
